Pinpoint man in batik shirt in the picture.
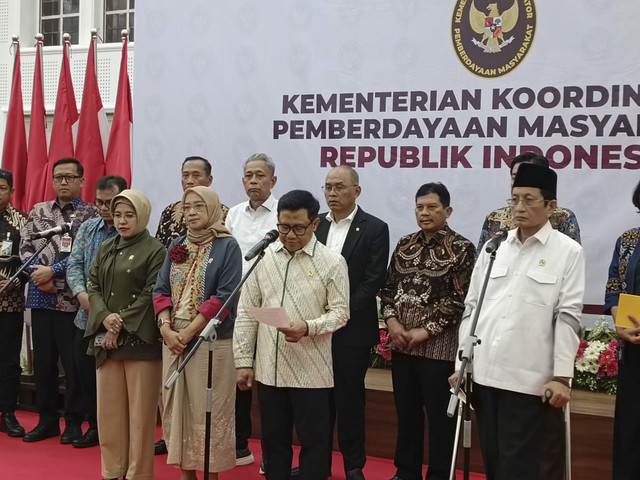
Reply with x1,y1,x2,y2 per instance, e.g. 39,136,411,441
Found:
19,158,97,443
381,182,475,480
155,156,228,247
0,169,28,438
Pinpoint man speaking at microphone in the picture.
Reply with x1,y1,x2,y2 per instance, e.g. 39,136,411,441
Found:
234,189,349,480
452,163,585,480
19,157,97,443
477,152,582,480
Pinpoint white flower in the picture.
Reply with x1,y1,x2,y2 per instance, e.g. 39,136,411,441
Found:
586,360,600,374
584,340,606,359
575,357,592,372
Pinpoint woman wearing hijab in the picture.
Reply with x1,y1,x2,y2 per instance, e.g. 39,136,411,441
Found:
85,189,166,480
154,186,242,480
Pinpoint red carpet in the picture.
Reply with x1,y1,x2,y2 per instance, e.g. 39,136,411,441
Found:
0,411,485,479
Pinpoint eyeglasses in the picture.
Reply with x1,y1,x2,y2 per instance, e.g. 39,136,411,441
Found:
94,198,113,209
182,203,207,213
506,197,547,207
113,212,137,221
321,184,356,194
53,174,81,184
276,223,312,236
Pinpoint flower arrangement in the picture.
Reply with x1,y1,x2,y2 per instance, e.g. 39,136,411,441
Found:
370,328,392,369
574,319,618,395
169,243,190,264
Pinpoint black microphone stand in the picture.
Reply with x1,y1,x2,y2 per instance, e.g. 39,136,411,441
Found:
0,240,53,297
447,246,499,480
164,249,268,480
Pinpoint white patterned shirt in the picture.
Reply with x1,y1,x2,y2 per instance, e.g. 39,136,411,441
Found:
234,235,349,388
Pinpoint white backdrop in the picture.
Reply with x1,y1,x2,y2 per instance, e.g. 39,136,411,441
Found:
131,0,640,307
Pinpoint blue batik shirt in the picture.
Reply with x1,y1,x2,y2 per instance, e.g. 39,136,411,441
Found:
20,197,98,312
66,217,118,329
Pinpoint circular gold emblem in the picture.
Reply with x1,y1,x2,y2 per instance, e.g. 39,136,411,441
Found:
451,0,537,78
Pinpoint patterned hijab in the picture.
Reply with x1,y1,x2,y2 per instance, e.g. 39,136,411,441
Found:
111,189,151,237
182,186,231,244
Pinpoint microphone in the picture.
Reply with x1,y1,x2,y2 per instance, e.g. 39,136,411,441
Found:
244,229,279,261
31,223,72,240
484,227,509,253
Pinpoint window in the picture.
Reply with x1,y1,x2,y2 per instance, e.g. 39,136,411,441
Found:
105,0,135,43
40,0,80,46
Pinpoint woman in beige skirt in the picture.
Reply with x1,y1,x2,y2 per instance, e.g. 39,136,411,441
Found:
153,186,242,480
86,190,166,480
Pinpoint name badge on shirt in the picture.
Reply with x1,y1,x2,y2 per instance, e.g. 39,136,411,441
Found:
60,234,72,253
0,238,12,257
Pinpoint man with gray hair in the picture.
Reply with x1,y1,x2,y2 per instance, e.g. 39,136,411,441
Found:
226,153,278,467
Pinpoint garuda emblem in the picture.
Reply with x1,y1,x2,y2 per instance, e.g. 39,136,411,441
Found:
469,1,519,53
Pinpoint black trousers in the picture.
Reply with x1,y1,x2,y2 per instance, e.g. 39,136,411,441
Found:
391,352,456,480
31,309,82,424
73,326,97,428
328,345,371,473
235,385,253,450
612,341,640,480
258,382,330,480
472,382,562,480
539,399,565,480
0,312,24,413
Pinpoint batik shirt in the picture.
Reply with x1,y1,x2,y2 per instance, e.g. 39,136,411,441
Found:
155,200,229,248
66,217,118,329
0,205,28,312
381,224,476,362
19,197,97,312
234,236,350,388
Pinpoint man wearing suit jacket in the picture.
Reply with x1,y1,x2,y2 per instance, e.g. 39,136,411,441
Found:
316,166,390,480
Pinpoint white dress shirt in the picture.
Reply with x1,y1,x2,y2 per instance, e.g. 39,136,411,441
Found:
457,221,584,396
324,205,358,255
226,194,278,275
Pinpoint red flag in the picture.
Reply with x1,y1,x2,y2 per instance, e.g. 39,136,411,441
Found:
76,33,109,200
1,40,28,211
105,34,132,185
24,38,48,212
45,38,78,200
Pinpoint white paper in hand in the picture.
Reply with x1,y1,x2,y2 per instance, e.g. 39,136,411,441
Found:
251,307,290,328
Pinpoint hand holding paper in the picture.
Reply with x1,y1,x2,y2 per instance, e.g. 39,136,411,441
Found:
278,320,308,343
613,295,640,344
250,307,290,329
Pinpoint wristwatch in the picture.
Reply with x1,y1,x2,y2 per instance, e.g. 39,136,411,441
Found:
157,317,171,329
